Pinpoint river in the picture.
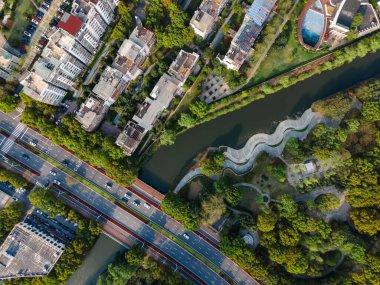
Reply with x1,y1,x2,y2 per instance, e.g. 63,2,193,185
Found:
140,50,380,193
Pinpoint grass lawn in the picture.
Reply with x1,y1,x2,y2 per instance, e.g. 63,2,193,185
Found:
247,2,328,86
4,0,35,48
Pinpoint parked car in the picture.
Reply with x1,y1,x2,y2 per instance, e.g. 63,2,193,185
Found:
41,4,48,10
183,233,190,240
132,200,140,207
53,179,61,185
50,170,57,176
105,182,112,189
29,141,37,147
32,17,40,25
24,31,32,37
37,10,44,19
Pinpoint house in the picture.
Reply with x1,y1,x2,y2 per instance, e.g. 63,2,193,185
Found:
115,121,146,155
75,95,109,131
19,71,67,106
0,221,65,280
92,66,128,106
112,19,155,82
168,50,199,85
0,48,19,79
132,73,180,131
218,0,277,71
190,0,230,39
329,0,361,38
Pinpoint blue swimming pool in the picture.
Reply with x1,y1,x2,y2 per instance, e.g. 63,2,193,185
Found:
301,9,325,48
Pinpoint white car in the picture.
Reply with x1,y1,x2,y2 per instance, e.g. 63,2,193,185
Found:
143,202,151,209
183,233,190,240
53,179,61,185
50,170,57,176
29,141,37,147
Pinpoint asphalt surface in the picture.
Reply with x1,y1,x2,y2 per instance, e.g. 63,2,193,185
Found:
0,131,228,285
0,110,259,285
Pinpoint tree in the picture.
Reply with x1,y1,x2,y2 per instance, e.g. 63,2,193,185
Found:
350,208,380,236
257,211,277,232
159,128,176,145
0,167,28,189
200,152,225,176
279,227,300,246
125,245,145,266
351,13,363,28
29,188,68,217
198,193,226,226
362,101,380,121
315,193,341,213
0,81,19,112
177,113,196,128
189,100,210,119
0,201,25,243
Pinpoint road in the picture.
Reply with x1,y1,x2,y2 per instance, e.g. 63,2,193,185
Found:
0,131,228,285
0,110,259,285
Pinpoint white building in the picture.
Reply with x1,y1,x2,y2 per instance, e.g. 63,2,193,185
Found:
19,72,67,106
168,50,199,85
190,0,230,39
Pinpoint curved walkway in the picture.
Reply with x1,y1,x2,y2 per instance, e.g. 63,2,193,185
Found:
223,108,327,175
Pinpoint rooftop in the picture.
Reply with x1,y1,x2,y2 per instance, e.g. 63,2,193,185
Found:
334,0,361,29
76,96,109,131
92,66,127,103
130,20,156,49
116,121,146,156
168,50,199,83
0,221,65,280
132,73,179,130
58,14,83,36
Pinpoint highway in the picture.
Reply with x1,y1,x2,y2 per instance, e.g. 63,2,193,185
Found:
0,110,259,285
0,131,228,285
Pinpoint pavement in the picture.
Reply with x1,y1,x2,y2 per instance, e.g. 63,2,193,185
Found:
0,110,259,285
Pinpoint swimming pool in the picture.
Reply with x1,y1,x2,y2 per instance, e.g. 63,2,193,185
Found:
301,9,325,48
311,0,323,12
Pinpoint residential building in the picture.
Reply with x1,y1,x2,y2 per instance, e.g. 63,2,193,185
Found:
75,95,109,131
92,0,116,25
92,66,128,106
329,0,361,38
0,222,65,280
132,73,180,131
113,19,155,82
218,0,277,71
19,71,67,106
190,0,230,39
168,50,199,85
116,121,146,155
0,47,19,79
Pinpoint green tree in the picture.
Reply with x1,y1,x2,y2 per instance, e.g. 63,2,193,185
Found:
198,193,226,226
159,128,176,145
257,211,277,232
177,113,196,128
350,208,380,236
279,227,300,246
189,100,210,119
125,244,145,266
315,193,341,213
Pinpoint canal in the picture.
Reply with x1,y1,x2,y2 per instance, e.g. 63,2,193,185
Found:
140,49,380,193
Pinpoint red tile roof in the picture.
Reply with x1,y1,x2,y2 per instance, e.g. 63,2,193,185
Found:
58,15,83,36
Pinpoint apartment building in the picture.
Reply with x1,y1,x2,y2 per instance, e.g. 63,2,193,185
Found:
76,20,155,131
218,0,277,71
115,121,145,155
190,0,230,39
19,71,67,105
0,47,19,79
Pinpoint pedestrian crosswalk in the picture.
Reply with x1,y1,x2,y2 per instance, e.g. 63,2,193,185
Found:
0,123,26,153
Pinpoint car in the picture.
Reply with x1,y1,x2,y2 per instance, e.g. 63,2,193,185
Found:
32,17,40,25
37,11,44,19
105,182,112,189
124,192,132,198
122,197,129,202
22,153,30,160
183,233,190,240
143,202,151,209
43,2,50,8
44,180,50,187
29,141,37,147
50,170,57,176
41,4,48,10
24,31,32,37
12,197,19,201
62,159,69,166
132,200,140,207
53,179,61,185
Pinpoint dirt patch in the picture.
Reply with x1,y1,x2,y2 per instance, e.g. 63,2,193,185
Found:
187,180,204,201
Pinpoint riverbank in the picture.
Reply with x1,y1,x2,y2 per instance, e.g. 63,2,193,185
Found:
140,48,380,192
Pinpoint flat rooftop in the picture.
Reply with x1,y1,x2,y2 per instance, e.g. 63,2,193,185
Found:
0,221,65,280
